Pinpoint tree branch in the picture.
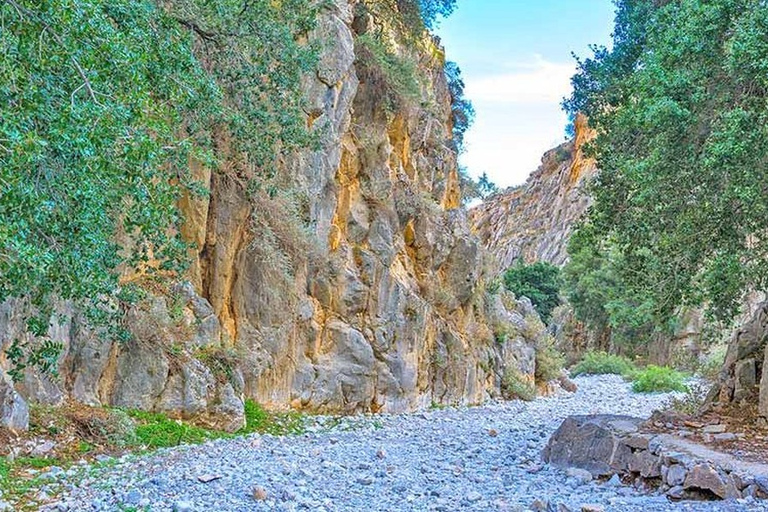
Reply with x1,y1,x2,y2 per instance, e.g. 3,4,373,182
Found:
2,0,100,105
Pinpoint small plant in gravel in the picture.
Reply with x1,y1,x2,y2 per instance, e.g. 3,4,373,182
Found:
127,410,230,449
238,400,307,436
571,351,636,377
669,381,709,415
630,365,688,393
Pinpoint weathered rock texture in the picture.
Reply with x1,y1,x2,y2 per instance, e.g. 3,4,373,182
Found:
0,1,553,429
543,414,768,501
469,115,597,270
707,301,768,417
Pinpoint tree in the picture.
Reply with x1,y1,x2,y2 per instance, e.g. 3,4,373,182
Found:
0,0,317,376
445,61,475,153
564,0,768,330
503,261,562,323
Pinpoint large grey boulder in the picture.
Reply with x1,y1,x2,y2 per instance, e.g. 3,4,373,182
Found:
542,415,645,477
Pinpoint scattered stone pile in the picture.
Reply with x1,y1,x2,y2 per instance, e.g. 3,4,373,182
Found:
543,414,768,502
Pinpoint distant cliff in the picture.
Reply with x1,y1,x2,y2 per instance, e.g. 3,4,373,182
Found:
469,115,596,270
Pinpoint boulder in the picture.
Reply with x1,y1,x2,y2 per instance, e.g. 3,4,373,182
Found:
684,463,727,498
542,415,643,477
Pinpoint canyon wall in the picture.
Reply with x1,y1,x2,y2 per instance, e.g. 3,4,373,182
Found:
0,1,549,431
469,115,596,270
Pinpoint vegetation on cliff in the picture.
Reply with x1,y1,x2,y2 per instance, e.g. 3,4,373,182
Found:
563,0,768,345
0,0,318,374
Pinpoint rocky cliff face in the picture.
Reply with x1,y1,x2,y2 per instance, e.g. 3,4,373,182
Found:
0,1,550,431
469,115,596,270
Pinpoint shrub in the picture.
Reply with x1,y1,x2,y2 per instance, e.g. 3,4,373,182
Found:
501,369,536,402
571,351,636,377
535,340,565,383
502,261,562,322
697,344,728,380
127,410,229,448
354,33,421,111
239,399,306,436
631,365,688,393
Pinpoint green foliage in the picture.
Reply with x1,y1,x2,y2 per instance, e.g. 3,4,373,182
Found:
535,339,565,383
195,346,239,385
630,365,688,393
0,0,318,373
358,0,455,39
239,399,306,436
0,0,214,355
696,344,728,380
501,368,536,401
502,261,562,322
461,170,497,204
354,33,422,111
564,0,768,333
127,410,228,448
571,351,636,377
445,61,474,152
563,234,668,349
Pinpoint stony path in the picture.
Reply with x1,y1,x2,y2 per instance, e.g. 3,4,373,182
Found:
52,375,768,511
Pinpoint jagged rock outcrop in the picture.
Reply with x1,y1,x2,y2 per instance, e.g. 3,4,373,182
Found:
706,302,768,416
0,1,553,429
469,115,597,269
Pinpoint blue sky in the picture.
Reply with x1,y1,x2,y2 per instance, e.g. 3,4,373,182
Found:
435,1,616,188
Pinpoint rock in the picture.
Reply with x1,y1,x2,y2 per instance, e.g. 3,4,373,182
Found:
173,501,194,512
530,499,549,511
702,424,727,434
605,474,622,487
734,359,757,401
665,464,687,487
667,485,685,499
466,491,482,503
580,505,604,512
623,434,651,450
714,433,737,442
684,463,727,498
488,428,498,437
542,415,643,477
565,467,593,484
31,440,56,456
376,448,387,459
123,490,141,505
197,474,221,483
627,450,661,478
252,486,268,501
0,368,28,431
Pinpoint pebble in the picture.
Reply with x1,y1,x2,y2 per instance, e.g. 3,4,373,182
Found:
43,375,767,512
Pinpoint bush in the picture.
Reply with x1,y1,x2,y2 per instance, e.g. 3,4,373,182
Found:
697,344,728,380
535,341,565,383
502,261,562,322
127,410,229,448
631,365,688,393
501,369,536,401
571,351,636,377
239,400,306,436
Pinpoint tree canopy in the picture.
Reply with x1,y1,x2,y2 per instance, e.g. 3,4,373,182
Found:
0,0,317,373
564,0,768,336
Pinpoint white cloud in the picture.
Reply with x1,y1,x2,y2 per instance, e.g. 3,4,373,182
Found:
458,55,575,187
466,55,575,105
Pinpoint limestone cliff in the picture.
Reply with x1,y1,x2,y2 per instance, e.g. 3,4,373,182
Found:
469,115,596,269
0,1,552,431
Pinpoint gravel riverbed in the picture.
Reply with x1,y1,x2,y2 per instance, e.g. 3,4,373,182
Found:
49,375,768,511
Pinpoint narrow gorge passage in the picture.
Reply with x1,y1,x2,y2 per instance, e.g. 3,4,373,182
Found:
50,377,764,512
